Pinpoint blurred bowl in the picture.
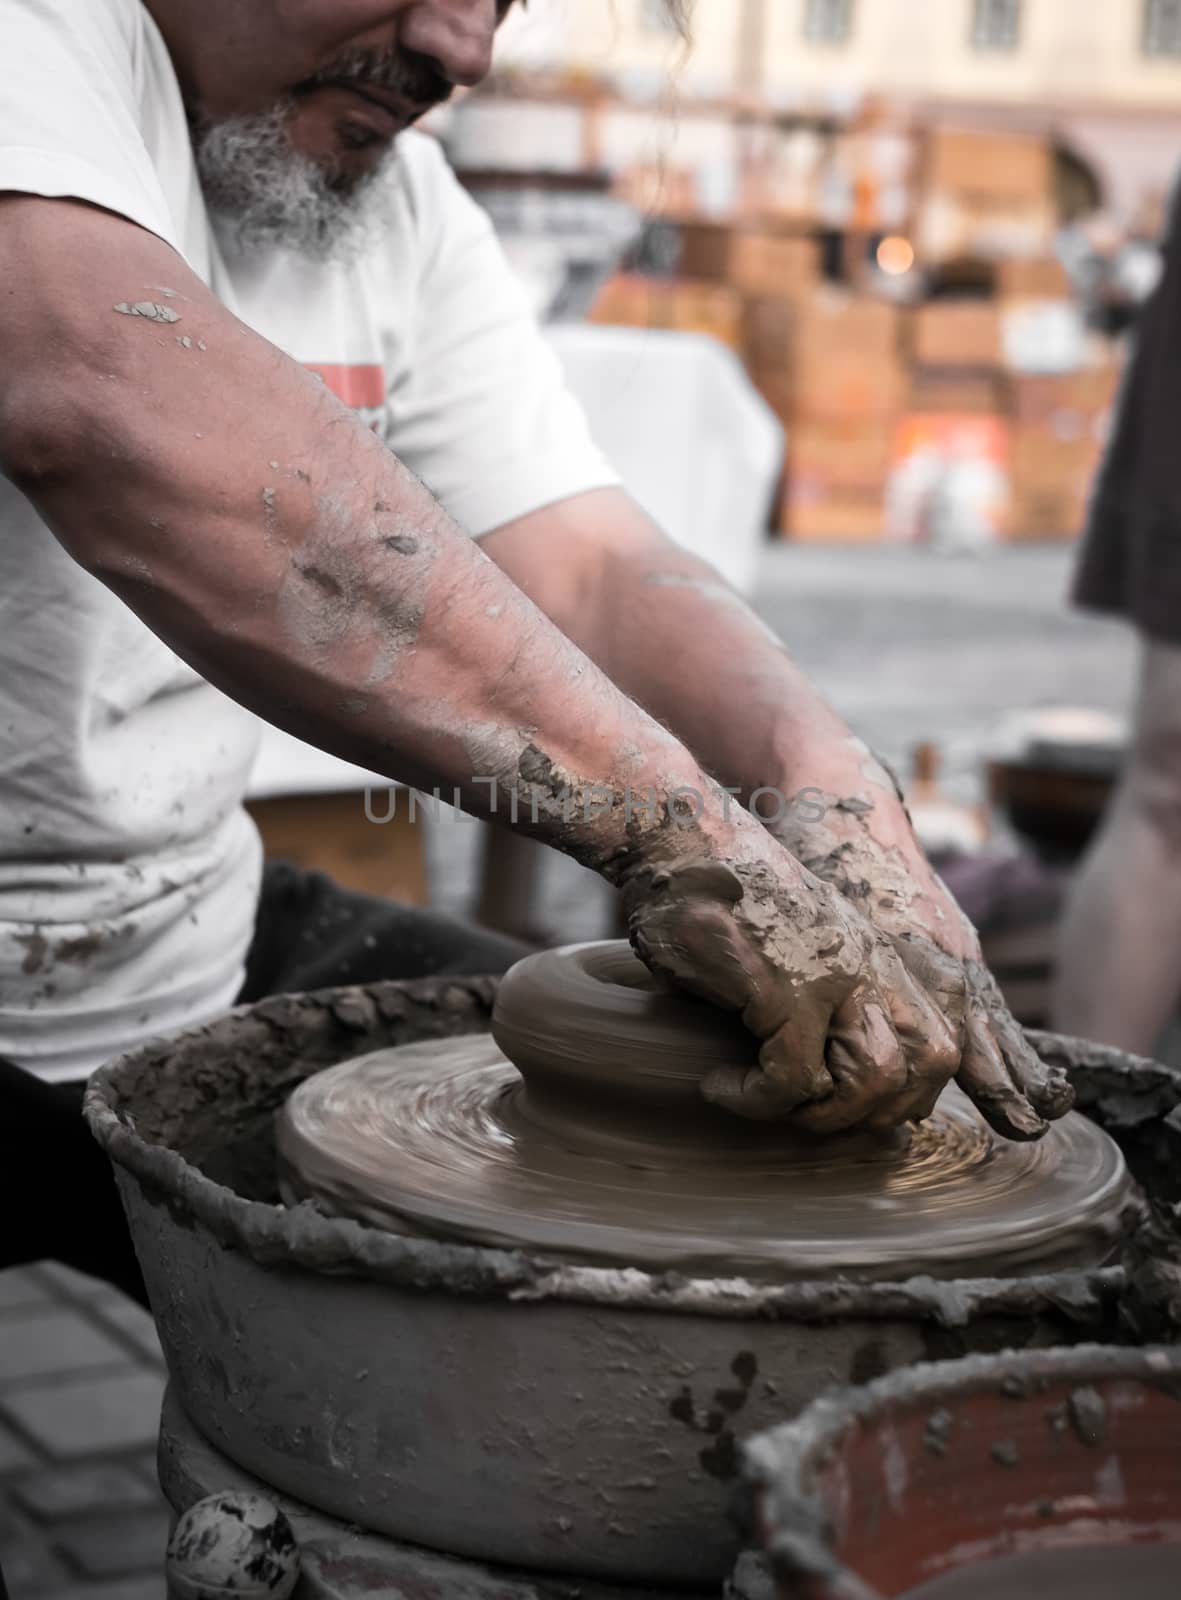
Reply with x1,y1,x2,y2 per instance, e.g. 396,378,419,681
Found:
987,755,1118,859
985,708,1126,860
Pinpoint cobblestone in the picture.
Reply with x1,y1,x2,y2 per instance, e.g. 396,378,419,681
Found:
0,1265,169,1598
53,1506,171,1579
0,1497,71,1593
89,1298,165,1368
0,1531,71,1594
13,1463,159,1522
32,1268,113,1304
1,1371,165,1460
0,1420,35,1478
0,1271,50,1313
41,1580,163,1600
0,1311,129,1386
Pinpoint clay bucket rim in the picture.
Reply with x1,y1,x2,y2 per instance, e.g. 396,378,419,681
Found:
742,1341,1181,1597
84,974,1128,1319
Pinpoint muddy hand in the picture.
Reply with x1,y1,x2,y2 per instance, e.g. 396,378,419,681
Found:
621,842,960,1128
770,779,1073,1140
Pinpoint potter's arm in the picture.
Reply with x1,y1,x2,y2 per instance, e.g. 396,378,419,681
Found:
483,489,1073,1140
483,489,872,810
0,195,969,1131
0,198,728,880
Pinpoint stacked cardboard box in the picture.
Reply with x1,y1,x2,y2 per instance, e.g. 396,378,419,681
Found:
917,128,1055,264
893,297,1012,542
588,194,1124,542
678,224,822,304
907,369,1007,416
772,292,907,541
995,258,1073,300
997,256,1088,376
590,273,743,349
911,301,1003,369
1008,365,1121,539
731,233,822,302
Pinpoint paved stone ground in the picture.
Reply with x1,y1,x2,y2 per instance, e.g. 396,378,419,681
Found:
754,542,1136,797
0,1265,167,1599
0,541,1139,1600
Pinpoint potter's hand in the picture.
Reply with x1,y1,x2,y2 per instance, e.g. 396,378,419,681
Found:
767,775,1073,1141
621,832,963,1129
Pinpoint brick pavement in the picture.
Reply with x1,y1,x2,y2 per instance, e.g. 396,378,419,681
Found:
0,1265,167,1599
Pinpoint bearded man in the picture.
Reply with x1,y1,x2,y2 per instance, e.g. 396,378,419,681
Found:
0,0,1070,1306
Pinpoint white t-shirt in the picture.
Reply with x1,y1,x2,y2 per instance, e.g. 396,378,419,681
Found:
0,0,616,1081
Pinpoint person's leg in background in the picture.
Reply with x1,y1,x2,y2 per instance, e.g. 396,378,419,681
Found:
1053,638,1181,1054
0,1059,149,1304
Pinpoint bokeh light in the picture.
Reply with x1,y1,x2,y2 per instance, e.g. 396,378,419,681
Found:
877,235,916,276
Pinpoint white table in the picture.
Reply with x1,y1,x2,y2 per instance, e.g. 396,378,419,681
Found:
546,323,783,594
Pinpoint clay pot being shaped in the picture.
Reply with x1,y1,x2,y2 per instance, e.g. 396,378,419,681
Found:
83,963,1181,1588
744,1344,1181,1599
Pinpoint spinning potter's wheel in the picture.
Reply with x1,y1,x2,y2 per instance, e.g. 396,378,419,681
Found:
278,942,1134,1281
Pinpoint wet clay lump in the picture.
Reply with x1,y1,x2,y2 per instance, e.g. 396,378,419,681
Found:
278,942,1135,1280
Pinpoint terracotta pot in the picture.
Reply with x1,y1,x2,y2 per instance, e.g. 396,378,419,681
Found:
745,1343,1181,1599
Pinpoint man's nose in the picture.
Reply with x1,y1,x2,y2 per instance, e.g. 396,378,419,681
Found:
399,0,497,87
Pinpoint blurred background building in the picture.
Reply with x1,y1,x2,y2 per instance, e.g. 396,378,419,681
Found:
427,0,1180,547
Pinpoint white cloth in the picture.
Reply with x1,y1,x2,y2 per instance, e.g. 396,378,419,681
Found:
545,326,782,596
0,0,615,1081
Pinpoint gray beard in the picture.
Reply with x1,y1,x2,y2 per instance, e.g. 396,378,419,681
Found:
192,102,400,266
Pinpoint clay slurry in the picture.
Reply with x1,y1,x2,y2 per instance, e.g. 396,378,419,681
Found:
277,942,1135,1280
903,1544,1181,1598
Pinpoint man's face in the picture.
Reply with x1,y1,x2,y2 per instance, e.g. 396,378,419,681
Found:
149,0,513,257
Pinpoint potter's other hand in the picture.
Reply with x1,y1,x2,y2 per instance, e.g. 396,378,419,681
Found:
769,782,1074,1141
960,944,1074,1140
621,840,961,1128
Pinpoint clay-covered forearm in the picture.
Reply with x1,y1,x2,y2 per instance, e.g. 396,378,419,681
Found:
570,524,891,820
488,492,916,866
0,199,745,878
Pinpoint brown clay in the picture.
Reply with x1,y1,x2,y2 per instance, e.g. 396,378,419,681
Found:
277,943,1134,1280
902,1546,1181,1599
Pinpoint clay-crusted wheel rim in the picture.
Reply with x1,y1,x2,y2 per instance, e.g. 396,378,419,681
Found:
82,973,1167,1318
275,945,1138,1282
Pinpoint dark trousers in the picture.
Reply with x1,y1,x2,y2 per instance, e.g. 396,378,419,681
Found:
0,863,531,1306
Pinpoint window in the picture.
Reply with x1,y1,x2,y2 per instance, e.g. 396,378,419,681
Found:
1145,0,1181,56
971,0,1021,51
804,0,855,46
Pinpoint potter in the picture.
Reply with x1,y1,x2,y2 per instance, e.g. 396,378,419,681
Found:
1,0,1073,1330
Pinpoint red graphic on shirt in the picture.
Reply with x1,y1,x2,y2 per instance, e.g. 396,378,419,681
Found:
306,363,386,408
